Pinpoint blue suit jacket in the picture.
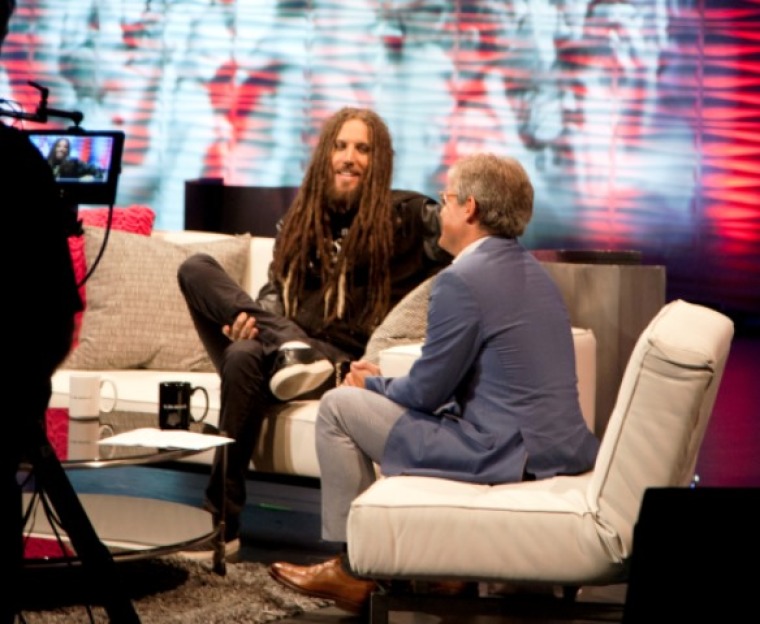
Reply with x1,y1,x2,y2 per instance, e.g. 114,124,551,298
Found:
367,237,600,484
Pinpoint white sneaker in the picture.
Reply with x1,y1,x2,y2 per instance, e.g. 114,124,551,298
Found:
269,342,333,401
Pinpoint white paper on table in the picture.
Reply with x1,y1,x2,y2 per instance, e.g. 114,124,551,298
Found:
98,428,234,450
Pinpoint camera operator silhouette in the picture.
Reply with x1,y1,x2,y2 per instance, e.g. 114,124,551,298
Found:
46,136,103,180
2,1,138,620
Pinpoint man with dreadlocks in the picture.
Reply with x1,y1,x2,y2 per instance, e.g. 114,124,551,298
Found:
177,107,451,556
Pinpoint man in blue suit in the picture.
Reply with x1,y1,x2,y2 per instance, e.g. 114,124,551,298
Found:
268,152,601,613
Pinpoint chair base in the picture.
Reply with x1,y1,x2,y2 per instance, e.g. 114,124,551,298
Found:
368,583,624,624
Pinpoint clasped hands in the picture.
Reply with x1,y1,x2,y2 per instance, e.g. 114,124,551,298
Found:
341,360,380,389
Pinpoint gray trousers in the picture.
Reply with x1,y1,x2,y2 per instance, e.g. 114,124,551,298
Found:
316,386,407,542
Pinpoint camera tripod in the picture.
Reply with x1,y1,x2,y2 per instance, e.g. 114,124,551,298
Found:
15,409,140,622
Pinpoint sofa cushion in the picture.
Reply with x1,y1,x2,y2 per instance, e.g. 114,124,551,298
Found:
70,205,156,345
348,472,604,583
63,227,251,372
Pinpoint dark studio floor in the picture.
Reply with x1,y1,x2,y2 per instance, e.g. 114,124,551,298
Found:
57,325,760,622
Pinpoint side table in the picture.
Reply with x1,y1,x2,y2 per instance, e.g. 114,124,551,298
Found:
533,249,666,438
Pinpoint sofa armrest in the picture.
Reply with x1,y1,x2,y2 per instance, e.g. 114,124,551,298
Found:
378,343,423,377
572,327,597,434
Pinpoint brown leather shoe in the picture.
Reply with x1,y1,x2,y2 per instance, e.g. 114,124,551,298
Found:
268,555,376,613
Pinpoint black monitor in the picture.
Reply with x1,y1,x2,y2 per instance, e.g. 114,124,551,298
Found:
23,128,125,206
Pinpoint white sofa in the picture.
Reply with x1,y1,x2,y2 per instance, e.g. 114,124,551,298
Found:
50,229,597,480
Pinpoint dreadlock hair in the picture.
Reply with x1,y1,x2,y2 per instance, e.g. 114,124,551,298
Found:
271,107,395,332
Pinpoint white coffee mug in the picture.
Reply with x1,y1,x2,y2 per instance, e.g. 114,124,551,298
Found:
69,374,118,419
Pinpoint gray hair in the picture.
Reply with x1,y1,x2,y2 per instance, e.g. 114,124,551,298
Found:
449,153,534,238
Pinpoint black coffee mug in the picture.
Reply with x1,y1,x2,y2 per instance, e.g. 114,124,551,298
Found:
158,382,209,430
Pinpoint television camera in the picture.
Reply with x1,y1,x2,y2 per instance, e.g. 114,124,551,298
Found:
1,80,125,209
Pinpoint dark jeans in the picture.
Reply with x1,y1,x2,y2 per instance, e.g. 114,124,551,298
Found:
177,253,348,532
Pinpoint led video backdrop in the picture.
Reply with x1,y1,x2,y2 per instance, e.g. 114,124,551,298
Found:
1,1,758,314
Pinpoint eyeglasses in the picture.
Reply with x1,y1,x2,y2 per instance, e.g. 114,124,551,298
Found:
439,192,458,206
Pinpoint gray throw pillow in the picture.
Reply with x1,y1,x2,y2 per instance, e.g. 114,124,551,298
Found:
64,227,251,372
362,276,435,364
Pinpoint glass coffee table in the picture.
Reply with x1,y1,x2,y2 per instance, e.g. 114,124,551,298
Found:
22,410,228,573
22,492,215,567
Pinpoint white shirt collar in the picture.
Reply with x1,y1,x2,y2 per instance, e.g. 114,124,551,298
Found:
452,236,491,264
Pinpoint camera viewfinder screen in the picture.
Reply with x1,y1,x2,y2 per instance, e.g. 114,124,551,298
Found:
24,130,124,206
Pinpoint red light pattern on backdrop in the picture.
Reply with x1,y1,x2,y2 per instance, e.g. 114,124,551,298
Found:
0,1,758,314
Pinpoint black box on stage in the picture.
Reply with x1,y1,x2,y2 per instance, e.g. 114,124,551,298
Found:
623,487,760,622
184,178,297,237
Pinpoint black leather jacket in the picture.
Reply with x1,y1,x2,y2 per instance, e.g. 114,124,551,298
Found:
256,190,452,359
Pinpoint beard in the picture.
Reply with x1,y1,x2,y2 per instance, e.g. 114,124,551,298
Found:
326,175,365,215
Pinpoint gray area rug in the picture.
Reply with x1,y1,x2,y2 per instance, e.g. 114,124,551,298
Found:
19,556,332,623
